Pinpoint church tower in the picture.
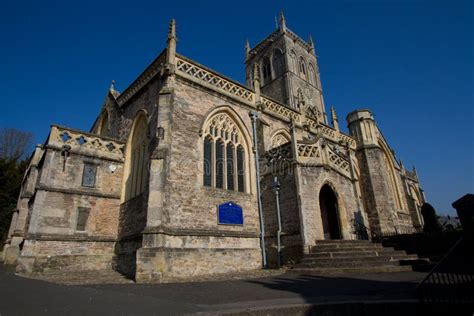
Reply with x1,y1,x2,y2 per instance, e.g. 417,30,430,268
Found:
245,12,327,123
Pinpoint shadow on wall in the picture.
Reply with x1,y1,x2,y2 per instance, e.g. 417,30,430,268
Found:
113,193,147,280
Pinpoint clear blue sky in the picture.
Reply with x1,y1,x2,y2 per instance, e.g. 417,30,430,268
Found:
1,0,472,215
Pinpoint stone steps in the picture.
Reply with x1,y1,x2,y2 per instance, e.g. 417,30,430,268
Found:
314,240,372,245
290,239,422,275
305,249,407,258
300,254,419,266
310,244,390,252
289,265,413,275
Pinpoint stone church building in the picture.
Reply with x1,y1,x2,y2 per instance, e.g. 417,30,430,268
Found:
3,15,426,282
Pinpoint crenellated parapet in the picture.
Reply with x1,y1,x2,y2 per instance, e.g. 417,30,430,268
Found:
48,125,125,161
176,56,255,104
260,96,301,123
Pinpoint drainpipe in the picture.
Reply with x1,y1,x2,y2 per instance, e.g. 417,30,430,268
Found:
272,176,282,268
250,111,267,268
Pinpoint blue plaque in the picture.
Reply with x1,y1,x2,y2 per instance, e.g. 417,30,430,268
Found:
218,202,244,225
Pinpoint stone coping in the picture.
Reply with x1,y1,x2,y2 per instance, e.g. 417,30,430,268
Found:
142,226,260,238
36,185,121,199
24,234,116,242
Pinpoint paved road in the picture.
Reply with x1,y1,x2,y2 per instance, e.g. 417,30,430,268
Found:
0,265,426,315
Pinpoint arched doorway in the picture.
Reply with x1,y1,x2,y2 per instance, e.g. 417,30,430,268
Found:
319,184,341,240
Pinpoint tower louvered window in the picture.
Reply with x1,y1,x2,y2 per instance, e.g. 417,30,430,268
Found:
273,49,284,77
203,112,247,193
262,57,272,84
299,58,307,80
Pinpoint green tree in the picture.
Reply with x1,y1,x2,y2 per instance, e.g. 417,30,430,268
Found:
0,159,28,244
0,128,32,245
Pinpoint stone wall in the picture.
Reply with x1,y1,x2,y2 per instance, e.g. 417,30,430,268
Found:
261,168,303,266
27,147,122,237
17,239,116,273
261,76,288,106
135,77,266,280
296,164,362,246
118,195,147,238
14,130,124,272
355,147,398,235
136,247,261,283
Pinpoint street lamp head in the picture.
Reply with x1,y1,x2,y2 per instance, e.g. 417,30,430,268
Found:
272,176,281,192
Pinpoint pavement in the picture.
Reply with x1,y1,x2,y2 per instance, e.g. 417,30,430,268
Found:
0,265,428,315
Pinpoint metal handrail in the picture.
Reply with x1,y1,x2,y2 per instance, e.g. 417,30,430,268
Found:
415,236,474,305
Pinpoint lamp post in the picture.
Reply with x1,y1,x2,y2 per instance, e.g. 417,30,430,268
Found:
272,176,282,268
250,111,267,268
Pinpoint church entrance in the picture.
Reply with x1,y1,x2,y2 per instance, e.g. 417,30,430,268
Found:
319,184,341,240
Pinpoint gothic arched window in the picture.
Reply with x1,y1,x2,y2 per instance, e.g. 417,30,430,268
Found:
262,57,272,84
290,50,297,73
380,141,403,210
124,113,148,201
308,63,316,87
270,132,291,149
202,112,248,193
299,57,308,80
272,49,284,77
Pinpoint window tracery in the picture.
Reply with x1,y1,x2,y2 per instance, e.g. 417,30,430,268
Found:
203,112,247,192
271,132,290,149
299,57,308,80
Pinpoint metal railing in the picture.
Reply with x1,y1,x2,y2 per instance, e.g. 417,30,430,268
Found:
372,226,423,241
416,236,474,307
352,218,425,242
